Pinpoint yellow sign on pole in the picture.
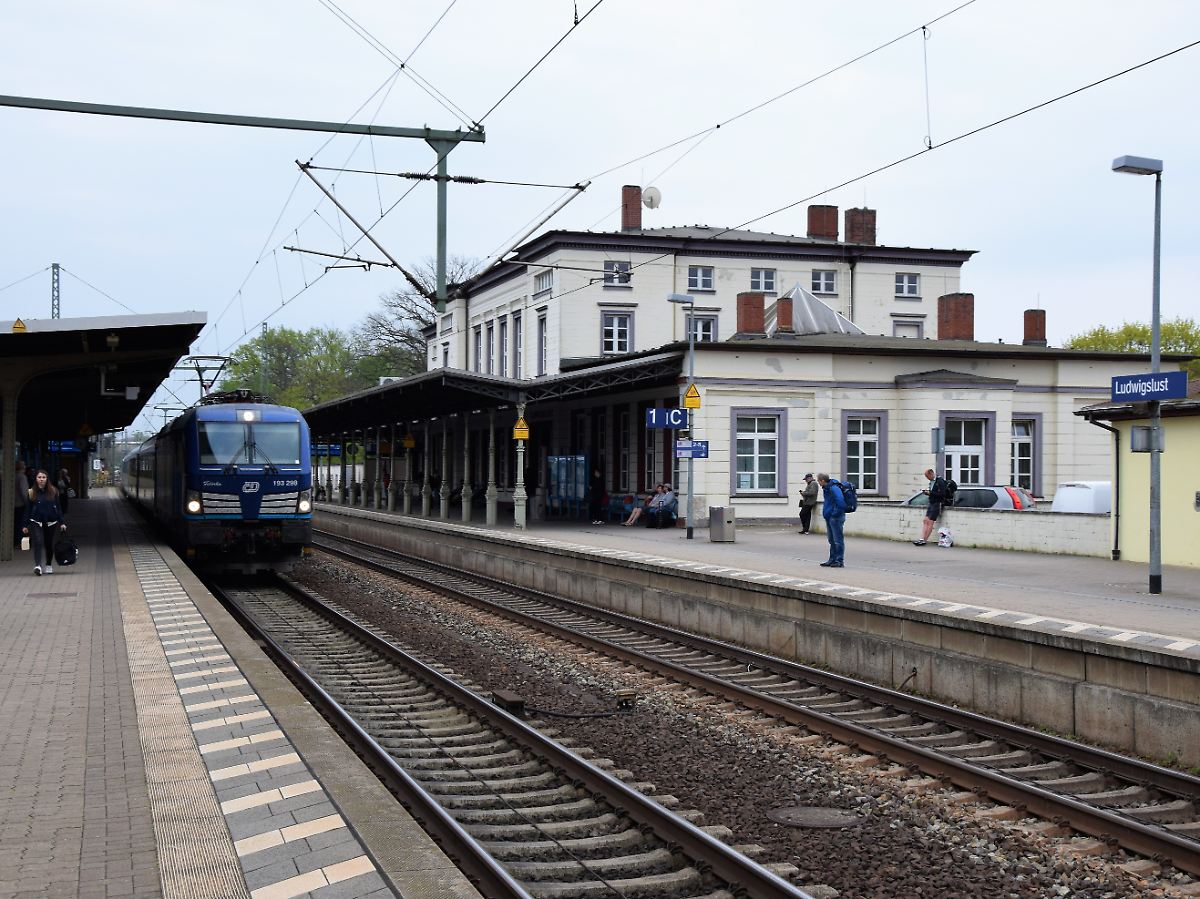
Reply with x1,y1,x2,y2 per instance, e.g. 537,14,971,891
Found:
683,383,701,409
512,417,530,440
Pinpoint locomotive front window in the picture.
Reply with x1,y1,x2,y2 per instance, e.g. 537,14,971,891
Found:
198,422,302,466
251,423,302,465
198,423,246,465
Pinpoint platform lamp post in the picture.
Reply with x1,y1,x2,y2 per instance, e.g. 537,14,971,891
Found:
1112,154,1164,595
667,293,696,539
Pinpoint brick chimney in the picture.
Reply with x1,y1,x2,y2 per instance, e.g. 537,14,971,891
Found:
845,207,877,245
621,185,642,231
1023,309,1047,347
774,296,794,333
937,293,974,341
807,205,838,241
737,292,766,335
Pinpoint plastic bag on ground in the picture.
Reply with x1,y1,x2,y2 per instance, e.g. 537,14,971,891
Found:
937,527,954,548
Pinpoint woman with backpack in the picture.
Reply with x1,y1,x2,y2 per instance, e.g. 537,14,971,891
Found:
23,469,66,576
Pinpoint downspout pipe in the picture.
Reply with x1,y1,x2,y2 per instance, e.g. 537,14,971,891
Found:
1086,416,1121,560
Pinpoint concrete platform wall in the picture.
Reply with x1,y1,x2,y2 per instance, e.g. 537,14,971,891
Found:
316,508,1199,767
819,505,1112,557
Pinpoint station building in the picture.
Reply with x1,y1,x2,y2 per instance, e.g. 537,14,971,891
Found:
306,193,1187,529
1078,381,1200,568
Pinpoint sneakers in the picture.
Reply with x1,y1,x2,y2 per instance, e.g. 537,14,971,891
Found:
912,539,927,546
34,565,42,576
819,560,844,568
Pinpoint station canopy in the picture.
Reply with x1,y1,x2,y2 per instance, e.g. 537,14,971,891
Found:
1,312,207,439
303,349,686,434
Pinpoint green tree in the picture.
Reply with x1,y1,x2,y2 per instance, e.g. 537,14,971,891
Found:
1064,318,1200,379
355,255,480,377
222,326,374,408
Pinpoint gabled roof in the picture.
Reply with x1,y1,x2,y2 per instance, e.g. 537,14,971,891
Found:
770,284,864,337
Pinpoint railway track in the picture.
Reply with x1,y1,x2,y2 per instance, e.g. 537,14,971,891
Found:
213,576,813,899
312,529,1200,878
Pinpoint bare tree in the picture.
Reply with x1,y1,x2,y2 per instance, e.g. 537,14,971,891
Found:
355,255,480,377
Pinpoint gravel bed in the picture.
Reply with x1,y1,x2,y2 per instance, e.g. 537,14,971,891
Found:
293,555,1193,898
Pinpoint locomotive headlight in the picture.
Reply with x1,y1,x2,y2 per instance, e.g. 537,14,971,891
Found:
297,490,312,514
185,490,203,514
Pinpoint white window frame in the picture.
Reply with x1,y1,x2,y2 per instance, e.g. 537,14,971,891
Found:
473,326,482,373
1011,420,1034,490
895,273,920,297
812,270,836,294
537,313,548,376
687,265,714,291
686,313,718,343
513,313,523,378
441,343,449,368
945,419,986,486
618,408,631,490
734,414,779,494
534,270,553,294
485,322,495,375
498,319,509,377
603,260,632,286
601,311,632,355
845,417,880,493
750,268,776,292
892,320,923,339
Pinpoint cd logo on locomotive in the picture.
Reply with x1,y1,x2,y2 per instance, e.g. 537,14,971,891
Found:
242,481,261,493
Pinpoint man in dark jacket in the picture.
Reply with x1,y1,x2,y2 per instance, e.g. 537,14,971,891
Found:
914,468,949,546
798,473,818,534
817,473,845,568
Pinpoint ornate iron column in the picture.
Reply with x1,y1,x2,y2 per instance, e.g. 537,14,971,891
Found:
485,411,498,526
421,427,432,517
513,402,528,529
461,415,472,523
387,424,396,512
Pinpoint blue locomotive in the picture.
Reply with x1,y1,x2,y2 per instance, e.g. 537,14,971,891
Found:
123,390,313,573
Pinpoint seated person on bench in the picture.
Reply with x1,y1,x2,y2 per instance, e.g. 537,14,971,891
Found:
623,484,661,526
644,483,677,528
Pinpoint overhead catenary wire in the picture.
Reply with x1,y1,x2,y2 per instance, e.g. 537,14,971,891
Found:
60,267,138,314
548,35,1200,307
0,266,49,295
583,0,980,184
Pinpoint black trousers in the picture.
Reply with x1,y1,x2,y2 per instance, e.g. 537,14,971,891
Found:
28,521,60,565
799,505,814,532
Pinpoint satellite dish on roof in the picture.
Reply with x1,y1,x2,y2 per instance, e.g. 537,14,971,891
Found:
642,186,662,209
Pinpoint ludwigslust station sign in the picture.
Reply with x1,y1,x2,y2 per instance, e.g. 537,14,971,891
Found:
1111,371,1188,402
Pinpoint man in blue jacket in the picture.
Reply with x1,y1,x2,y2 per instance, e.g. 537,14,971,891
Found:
816,473,845,568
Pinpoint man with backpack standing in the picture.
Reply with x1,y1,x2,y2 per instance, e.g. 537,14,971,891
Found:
816,473,847,568
914,468,954,545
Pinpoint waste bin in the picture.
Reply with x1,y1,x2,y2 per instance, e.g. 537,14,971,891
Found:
709,506,736,542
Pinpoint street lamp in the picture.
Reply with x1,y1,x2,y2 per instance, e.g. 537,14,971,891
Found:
667,292,696,539
1111,154,1164,595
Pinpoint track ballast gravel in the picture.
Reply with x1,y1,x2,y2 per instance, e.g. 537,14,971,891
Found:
293,555,1192,899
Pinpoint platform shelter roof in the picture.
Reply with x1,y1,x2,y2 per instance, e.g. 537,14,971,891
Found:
303,350,685,433
1,311,207,439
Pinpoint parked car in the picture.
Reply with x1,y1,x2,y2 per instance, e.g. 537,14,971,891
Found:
903,485,1037,510
1050,481,1112,514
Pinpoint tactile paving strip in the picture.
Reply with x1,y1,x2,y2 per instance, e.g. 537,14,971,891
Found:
115,516,395,899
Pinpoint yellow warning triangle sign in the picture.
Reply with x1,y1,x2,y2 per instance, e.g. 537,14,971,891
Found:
683,383,701,409
11,318,27,333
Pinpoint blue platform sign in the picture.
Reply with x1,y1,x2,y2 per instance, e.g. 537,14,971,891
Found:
646,408,689,429
675,439,709,459
1111,371,1188,403
313,443,343,457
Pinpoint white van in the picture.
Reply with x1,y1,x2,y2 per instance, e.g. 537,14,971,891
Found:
1051,481,1112,514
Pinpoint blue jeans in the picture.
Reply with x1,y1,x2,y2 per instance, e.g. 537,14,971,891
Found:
824,512,845,564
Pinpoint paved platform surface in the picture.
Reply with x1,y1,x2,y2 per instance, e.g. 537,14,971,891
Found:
322,502,1200,654
1,493,482,899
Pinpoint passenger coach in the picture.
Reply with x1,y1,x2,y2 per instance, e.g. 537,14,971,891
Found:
123,390,313,573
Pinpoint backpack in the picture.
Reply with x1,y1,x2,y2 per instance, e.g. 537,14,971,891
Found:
832,479,858,513
54,537,78,566
933,477,958,505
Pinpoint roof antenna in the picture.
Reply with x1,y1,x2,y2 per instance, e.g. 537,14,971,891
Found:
573,2,579,24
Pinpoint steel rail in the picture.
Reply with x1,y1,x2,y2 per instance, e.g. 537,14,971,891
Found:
313,531,1200,876
208,581,532,899
223,574,814,899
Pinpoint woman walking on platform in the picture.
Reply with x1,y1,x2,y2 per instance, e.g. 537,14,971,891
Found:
23,469,66,576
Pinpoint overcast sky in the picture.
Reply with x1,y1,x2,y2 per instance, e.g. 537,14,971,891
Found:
4,1,1198,432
